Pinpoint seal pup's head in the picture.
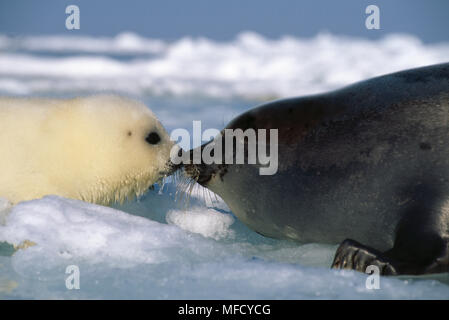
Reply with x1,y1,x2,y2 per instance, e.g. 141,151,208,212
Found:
58,95,177,204
0,94,177,205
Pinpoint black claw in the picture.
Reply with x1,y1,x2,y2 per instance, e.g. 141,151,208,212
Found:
331,239,398,275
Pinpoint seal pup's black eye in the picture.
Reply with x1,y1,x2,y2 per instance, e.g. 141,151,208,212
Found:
146,132,161,145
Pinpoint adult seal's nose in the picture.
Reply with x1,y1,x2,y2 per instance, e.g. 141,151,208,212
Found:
183,143,217,186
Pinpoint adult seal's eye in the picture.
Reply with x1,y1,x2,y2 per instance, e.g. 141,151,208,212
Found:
146,132,161,145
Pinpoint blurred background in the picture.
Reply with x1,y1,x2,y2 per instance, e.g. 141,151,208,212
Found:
1,0,448,133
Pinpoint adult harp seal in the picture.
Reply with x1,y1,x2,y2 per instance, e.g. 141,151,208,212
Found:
184,63,449,275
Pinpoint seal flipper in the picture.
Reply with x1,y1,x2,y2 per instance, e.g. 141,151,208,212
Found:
331,239,399,275
332,233,449,276
332,183,449,275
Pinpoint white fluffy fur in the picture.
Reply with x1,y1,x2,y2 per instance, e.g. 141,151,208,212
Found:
0,95,173,205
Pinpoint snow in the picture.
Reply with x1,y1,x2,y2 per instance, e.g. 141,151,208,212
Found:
0,183,449,299
1,186,449,299
0,32,448,97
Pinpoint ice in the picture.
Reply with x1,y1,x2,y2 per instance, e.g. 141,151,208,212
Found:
0,32,166,54
166,208,235,241
1,183,449,299
0,32,448,97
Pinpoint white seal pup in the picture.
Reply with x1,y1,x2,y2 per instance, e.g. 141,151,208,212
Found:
0,95,175,205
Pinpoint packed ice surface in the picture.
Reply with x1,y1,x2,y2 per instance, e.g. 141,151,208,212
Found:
1,32,449,98
1,183,449,299
1,32,449,299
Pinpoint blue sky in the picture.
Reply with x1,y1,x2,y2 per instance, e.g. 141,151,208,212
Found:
0,0,448,43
